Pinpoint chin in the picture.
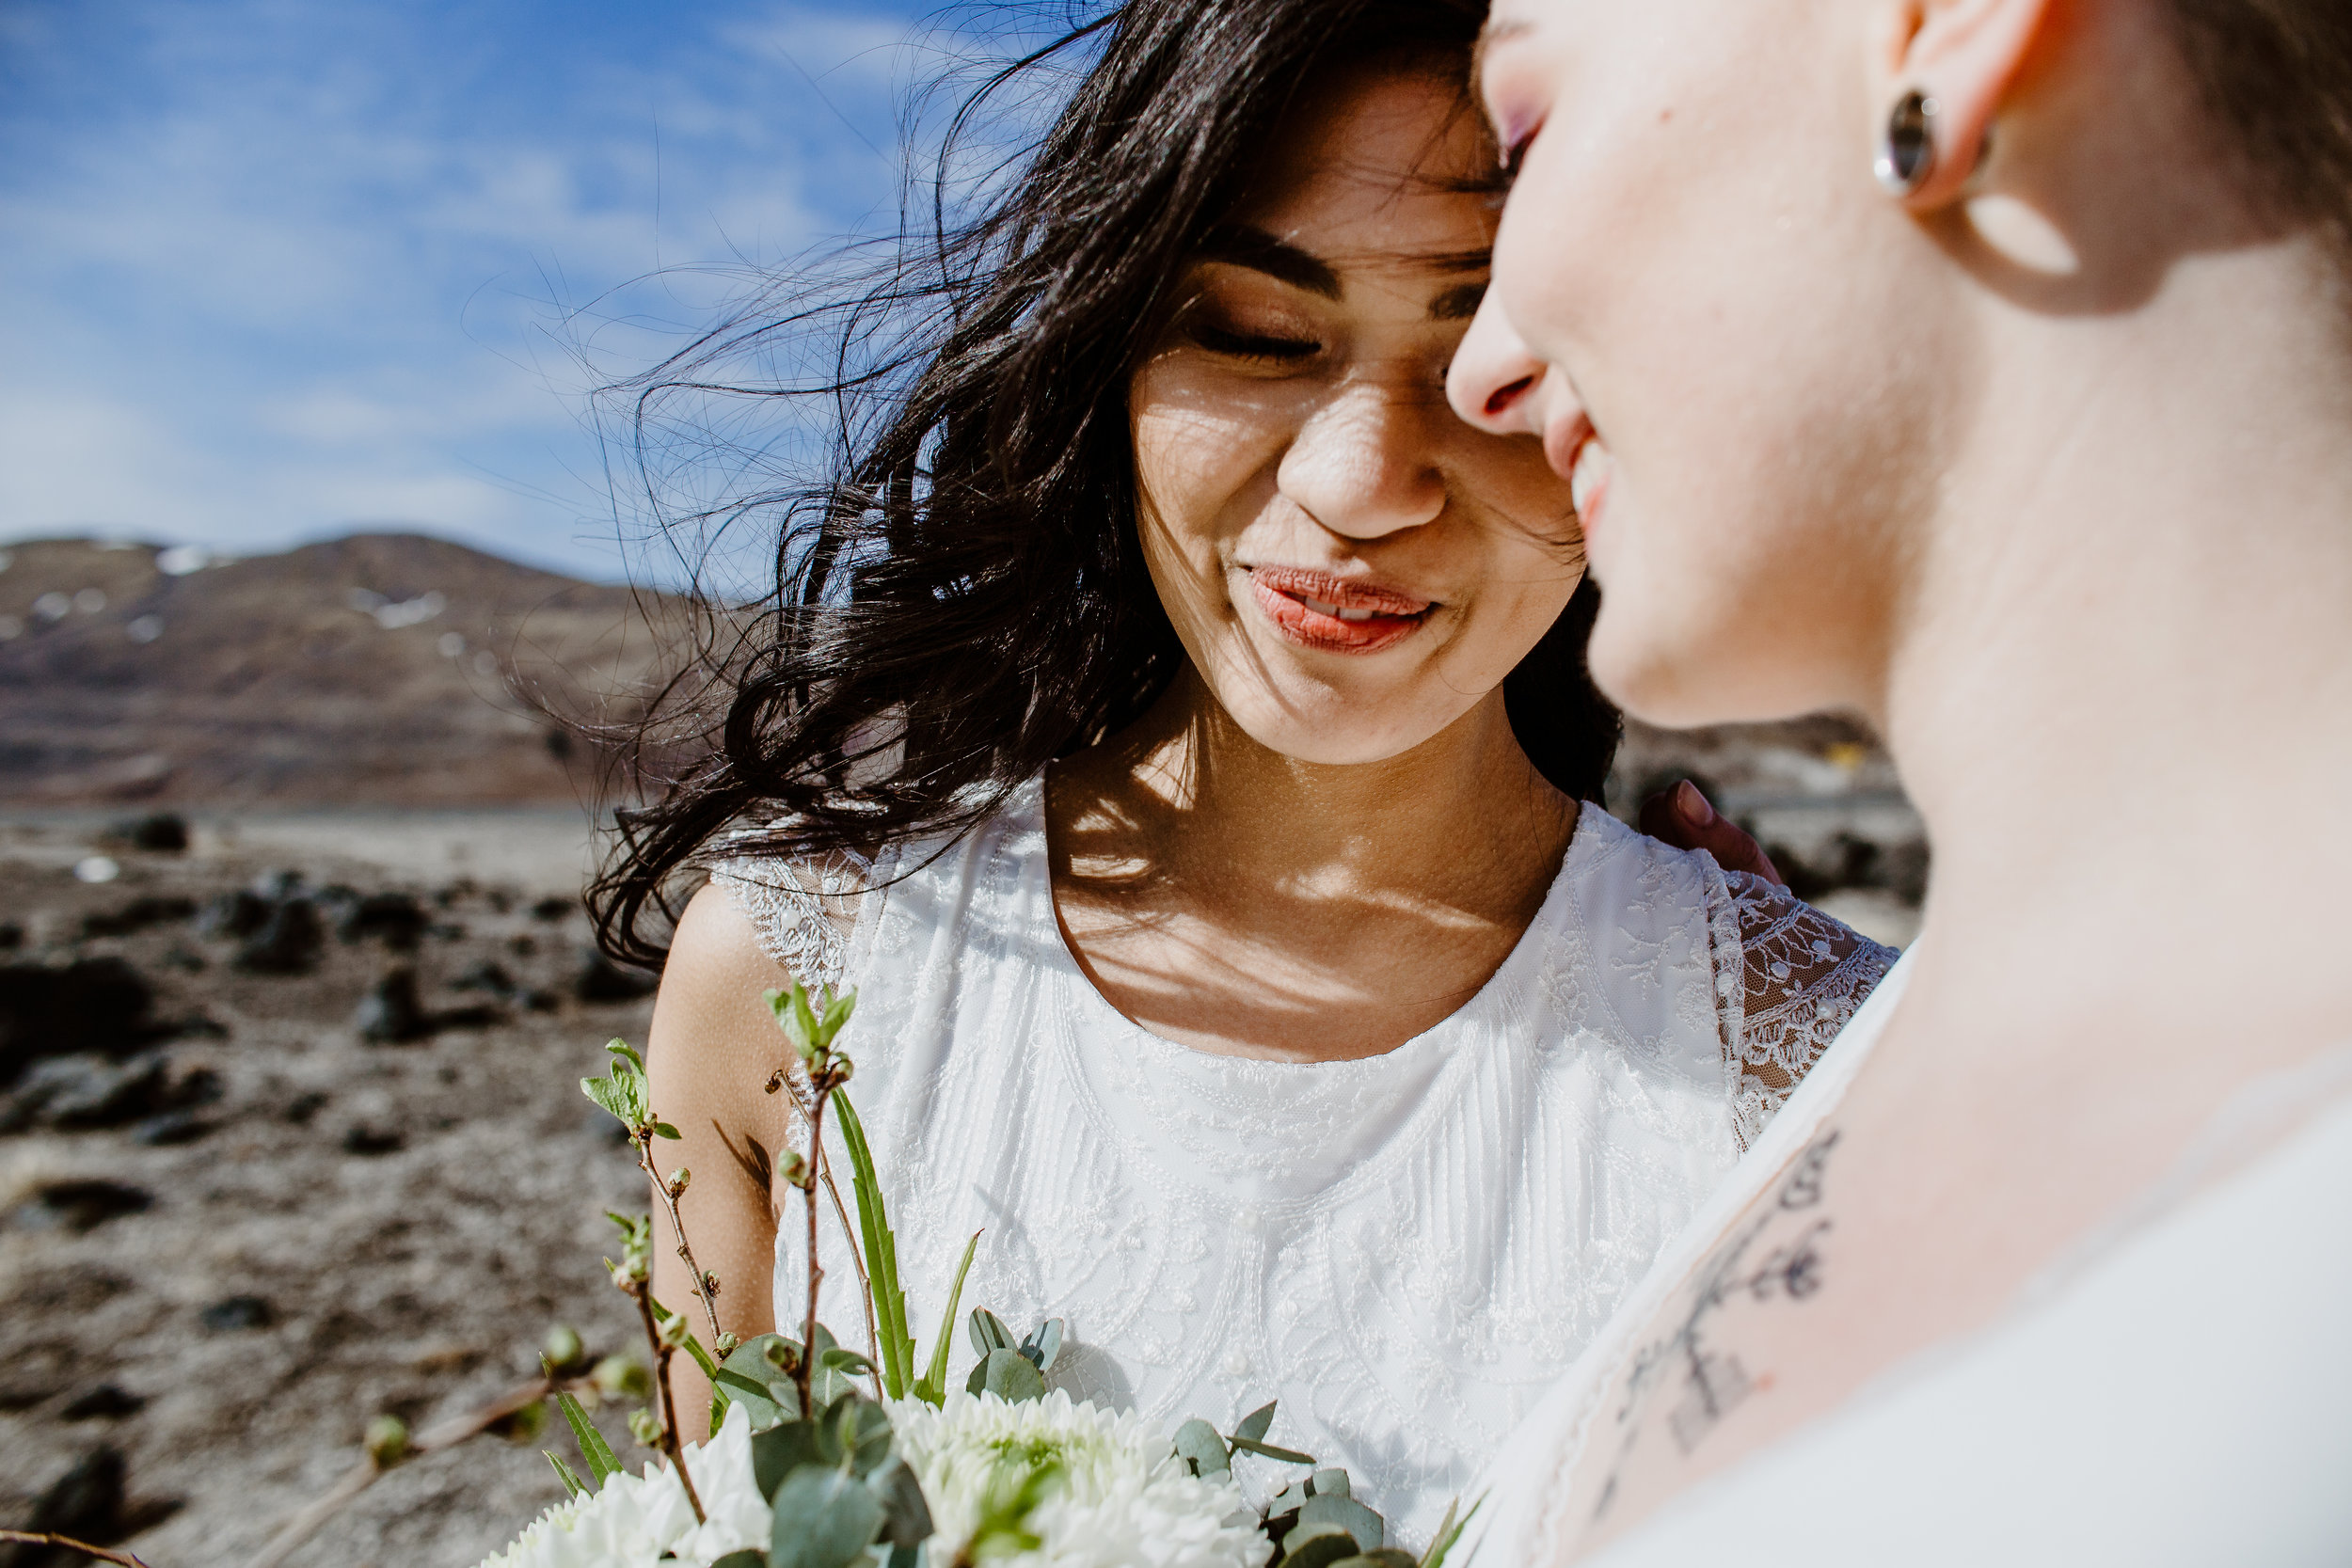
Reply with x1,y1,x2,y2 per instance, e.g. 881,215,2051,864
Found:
1585,580,1820,731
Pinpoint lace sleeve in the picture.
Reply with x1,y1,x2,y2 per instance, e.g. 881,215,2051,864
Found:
705,846,877,996
1724,871,1899,1148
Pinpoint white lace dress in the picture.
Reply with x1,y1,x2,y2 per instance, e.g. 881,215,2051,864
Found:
711,777,1893,1545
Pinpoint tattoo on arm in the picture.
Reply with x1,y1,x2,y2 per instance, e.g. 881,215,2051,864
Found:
1593,1132,1843,1521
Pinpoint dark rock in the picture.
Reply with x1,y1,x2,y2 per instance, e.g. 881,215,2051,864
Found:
127,813,189,852
198,1294,272,1332
434,1003,505,1032
530,895,574,923
524,988,560,1013
451,958,516,996
23,1180,152,1233
198,887,272,940
159,944,207,973
337,890,427,950
2,1050,219,1132
355,967,431,1043
8,1445,126,1562
79,895,198,939
575,949,656,1005
59,1384,147,1420
342,1124,405,1156
0,956,166,1086
0,923,20,951
234,896,323,974
507,933,537,957
131,1108,212,1146
282,1089,329,1125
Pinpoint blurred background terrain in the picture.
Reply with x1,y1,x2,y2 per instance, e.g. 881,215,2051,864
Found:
1,2,1920,1563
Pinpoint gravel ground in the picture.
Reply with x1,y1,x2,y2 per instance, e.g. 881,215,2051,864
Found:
1,815,672,1568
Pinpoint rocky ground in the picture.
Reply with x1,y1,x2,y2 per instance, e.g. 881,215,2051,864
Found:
0,813,671,1568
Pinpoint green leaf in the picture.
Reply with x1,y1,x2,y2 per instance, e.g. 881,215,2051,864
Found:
967,1307,1015,1358
1329,1552,1418,1568
709,1554,767,1568
966,1347,1046,1403
1312,1468,1351,1498
1234,1402,1278,1445
869,1454,933,1549
1419,1495,1480,1568
769,1465,886,1568
652,1121,682,1140
834,1091,913,1401
677,1326,723,1384
914,1230,981,1407
709,1385,731,1440
544,1449,589,1499
1173,1418,1229,1480
823,1393,897,1475
554,1390,620,1484
1272,1478,1315,1515
580,1072,632,1123
1019,1318,1064,1374
606,1039,647,1073
819,990,857,1044
1274,1528,1364,1568
821,1346,877,1375
1231,1435,1317,1465
716,1367,798,1433
1297,1494,1384,1553
753,1419,827,1500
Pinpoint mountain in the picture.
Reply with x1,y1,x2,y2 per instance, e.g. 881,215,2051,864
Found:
0,533,675,806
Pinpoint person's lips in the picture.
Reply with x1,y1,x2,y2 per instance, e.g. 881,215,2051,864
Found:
1543,413,1613,539
1247,565,1435,654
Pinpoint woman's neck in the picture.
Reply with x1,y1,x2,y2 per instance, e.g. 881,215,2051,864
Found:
1048,666,1577,1060
1883,230,2352,1058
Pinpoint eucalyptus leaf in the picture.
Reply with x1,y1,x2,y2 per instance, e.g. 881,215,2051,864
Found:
1329,1553,1418,1568
968,1346,1046,1403
709,1554,766,1568
1274,1527,1364,1568
1312,1468,1351,1499
1234,1402,1278,1445
821,1347,877,1375
822,1393,897,1476
554,1390,621,1483
1271,1480,1315,1515
967,1307,1015,1357
1019,1318,1065,1373
1231,1435,1317,1465
752,1419,827,1501
1297,1494,1384,1552
1173,1418,1230,1480
869,1454,934,1548
716,1367,798,1433
544,1449,588,1499
769,1465,886,1568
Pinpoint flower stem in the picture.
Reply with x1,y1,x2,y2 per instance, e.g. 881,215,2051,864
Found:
639,1129,725,1351
634,1283,707,1525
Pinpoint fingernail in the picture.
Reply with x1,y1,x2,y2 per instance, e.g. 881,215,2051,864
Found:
1677,780,1716,825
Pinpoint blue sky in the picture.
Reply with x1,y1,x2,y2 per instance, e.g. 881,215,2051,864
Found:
0,0,977,580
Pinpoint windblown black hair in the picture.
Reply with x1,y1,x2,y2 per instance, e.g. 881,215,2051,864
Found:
588,0,1621,968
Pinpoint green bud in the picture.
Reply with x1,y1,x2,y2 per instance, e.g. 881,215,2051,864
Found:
491,1398,548,1444
364,1414,410,1469
628,1406,662,1448
715,1330,739,1357
667,1167,691,1196
592,1354,652,1401
780,1150,810,1189
542,1324,586,1373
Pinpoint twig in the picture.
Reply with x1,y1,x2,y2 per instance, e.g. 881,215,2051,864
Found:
243,1375,566,1568
800,1085,831,1415
0,1531,152,1568
818,1148,884,1398
638,1129,726,1352
630,1284,706,1526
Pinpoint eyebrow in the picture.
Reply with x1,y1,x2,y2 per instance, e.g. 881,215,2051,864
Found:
1198,225,1492,320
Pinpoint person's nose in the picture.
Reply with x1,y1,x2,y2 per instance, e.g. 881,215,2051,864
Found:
1446,288,1549,437
1277,379,1448,541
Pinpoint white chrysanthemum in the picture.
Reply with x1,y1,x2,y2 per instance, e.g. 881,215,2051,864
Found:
889,1390,1271,1568
476,1401,771,1568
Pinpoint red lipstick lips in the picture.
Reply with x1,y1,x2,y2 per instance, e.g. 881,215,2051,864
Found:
1247,565,1435,654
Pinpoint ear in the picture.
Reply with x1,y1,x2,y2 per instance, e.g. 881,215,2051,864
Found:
1871,0,2053,208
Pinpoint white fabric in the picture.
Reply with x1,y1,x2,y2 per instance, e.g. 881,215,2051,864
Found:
712,778,1893,1544
1469,966,2352,1568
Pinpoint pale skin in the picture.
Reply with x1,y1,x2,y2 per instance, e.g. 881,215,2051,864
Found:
1450,0,2352,1554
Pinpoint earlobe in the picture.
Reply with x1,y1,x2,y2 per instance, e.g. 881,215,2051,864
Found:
1871,0,2051,209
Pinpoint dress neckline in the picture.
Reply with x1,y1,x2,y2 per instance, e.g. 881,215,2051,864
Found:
1021,774,1604,1076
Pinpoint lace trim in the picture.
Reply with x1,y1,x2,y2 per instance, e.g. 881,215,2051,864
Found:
1724,871,1899,1148
707,845,877,995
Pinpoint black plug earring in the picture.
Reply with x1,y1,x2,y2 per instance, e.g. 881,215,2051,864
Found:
1874,88,1939,197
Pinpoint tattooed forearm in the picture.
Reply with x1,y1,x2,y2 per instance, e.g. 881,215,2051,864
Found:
1592,1132,1844,1520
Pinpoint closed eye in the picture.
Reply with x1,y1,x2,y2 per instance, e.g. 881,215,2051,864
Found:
1191,324,1322,362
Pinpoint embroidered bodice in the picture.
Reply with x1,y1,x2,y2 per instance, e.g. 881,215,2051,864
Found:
711,779,1892,1545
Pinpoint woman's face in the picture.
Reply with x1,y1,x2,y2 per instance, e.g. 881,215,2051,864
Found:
1129,66,1581,768
1446,1,1951,727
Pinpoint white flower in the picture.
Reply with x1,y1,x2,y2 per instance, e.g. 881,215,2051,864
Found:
889,1389,1272,1568
475,1402,771,1568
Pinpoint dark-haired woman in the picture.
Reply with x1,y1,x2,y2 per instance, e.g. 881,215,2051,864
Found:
605,0,1894,1541
1449,0,2352,1560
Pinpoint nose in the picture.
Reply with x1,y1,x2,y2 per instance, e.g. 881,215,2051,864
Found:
1277,379,1448,541
1446,288,1548,437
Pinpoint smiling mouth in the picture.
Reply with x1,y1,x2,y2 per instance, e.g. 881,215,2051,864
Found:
1246,565,1436,654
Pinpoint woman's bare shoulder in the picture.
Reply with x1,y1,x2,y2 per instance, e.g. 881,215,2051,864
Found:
646,882,799,1115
